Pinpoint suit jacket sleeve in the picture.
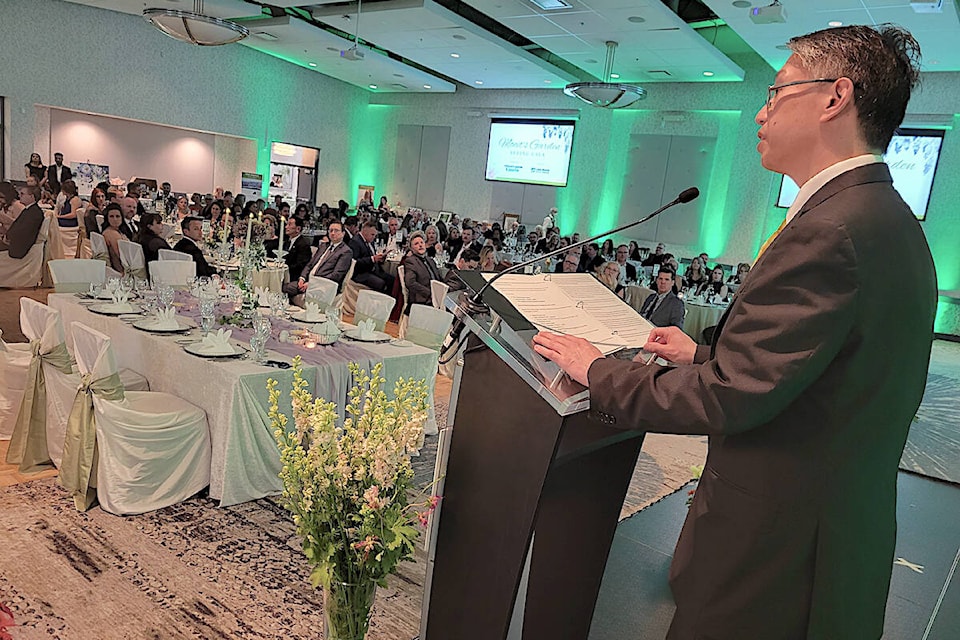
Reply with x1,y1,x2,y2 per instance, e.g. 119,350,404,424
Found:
667,296,684,330
402,256,432,304
350,236,375,273
588,214,858,436
7,205,43,259
329,247,353,285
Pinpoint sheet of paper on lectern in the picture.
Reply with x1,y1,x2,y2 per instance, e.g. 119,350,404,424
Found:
482,273,654,355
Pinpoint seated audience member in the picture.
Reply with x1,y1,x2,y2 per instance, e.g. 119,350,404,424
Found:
639,268,685,329
57,180,81,229
0,181,25,236
349,221,394,293
84,188,106,237
443,225,463,260
443,248,480,292
281,216,313,284
478,246,499,272
683,256,707,291
100,203,127,274
173,216,216,278
424,224,443,258
600,239,615,261
615,245,637,284
0,185,44,258
727,262,751,286
578,243,599,272
455,226,483,263
138,212,169,270
561,252,581,273
119,195,140,239
380,216,405,252
555,246,582,273
125,182,147,218
697,265,729,300
401,231,441,313
284,221,352,299
597,260,625,297
641,242,665,266
174,195,191,220
628,240,641,261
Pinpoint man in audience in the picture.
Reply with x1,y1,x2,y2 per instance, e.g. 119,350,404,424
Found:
560,252,581,274
578,243,600,272
159,181,176,215
343,215,359,243
282,215,313,285
533,25,935,639
0,185,44,258
46,152,72,195
119,195,139,239
401,230,441,313
443,248,480,292
126,182,147,217
380,216,405,251
641,242,665,266
349,221,393,293
285,221,352,299
173,217,216,278
639,268,684,329
454,226,482,263
615,244,637,284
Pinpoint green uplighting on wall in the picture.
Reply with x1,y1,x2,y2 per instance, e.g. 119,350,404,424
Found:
697,110,741,259
348,104,393,201
591,111,634,237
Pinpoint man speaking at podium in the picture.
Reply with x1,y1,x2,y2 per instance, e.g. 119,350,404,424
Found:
533,25,935,640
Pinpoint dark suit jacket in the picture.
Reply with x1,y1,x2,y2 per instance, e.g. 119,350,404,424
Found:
349,234,388,287
639,291,684,329
3,203,44,259
46,164,72,193
588,164,937,639
401,252,440,313
172,237,216,278
119,219,137,240
299,242,353,290
284,235,313,285
140,234,170,267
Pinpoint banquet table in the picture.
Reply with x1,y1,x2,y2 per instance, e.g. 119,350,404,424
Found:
208,256,290,293
49,293,438,507
683,301,727,344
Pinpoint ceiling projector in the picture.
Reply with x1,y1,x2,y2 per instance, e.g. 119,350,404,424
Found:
340,46,364,61
750,2,787,24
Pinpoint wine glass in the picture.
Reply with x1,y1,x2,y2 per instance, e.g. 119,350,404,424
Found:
251,314,271,364
199,297,216,335
157,283,175,311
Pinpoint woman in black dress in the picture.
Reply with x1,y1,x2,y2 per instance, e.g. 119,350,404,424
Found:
138,212,170,269
24,153,46,186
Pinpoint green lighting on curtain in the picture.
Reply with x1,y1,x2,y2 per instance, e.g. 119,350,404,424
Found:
348,104,393,201
592,111,634,237
698,110,741,258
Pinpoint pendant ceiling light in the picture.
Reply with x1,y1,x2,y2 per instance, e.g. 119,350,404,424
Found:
564,41,645,109
143,0,249,46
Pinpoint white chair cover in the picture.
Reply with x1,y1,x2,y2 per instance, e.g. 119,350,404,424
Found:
431,280,450,310
405,304,454,351
333,259,356,311
58,224,80,261
89,232,109,262
305,276,338,311
158,249,192,261
355,289,394,333
149,260,196,287
0,329,31,440
45,211,65,261
0,217,50,288
397,264,410,338
68,322,211,515
118,238,146,279
49,259,106,293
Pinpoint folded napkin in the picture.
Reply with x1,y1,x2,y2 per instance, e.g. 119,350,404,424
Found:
256,286,271,307
109,289,133,312
303,301,323,322
357,318,376,340
319,316,341,339
198,328,235,356
152,307,180,330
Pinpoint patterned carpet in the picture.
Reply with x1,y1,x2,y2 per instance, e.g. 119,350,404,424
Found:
900,373,960,485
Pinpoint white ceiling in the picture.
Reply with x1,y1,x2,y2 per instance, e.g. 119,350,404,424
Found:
62,0,960,95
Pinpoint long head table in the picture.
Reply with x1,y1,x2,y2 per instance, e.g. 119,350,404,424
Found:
48,293,438,506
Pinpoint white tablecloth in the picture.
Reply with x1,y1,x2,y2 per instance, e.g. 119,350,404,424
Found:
49,294,438,506
683,302,726,344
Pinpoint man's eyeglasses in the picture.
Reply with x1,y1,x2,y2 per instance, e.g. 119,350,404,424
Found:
766,78,838,110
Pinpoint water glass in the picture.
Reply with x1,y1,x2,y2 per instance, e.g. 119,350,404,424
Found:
89,282,102,298
157,283,175,311
269,292,287,319
251,315,271,364
199,297,217,335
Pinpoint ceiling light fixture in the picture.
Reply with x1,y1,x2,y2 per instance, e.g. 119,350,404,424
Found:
451,52,460,58
828,21,842,26
423,84,432,89
369,84,378,89
143,0,249,46
475,80,484,85
703,71,714,77
564,41,645,109
308,62,317,67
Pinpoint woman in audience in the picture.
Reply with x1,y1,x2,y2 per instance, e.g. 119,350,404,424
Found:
175,195,191,220
597,260,625,298
84,188,105,237
56,180,81,229
101,203,126,274
294,203,310,223
337,199,349,219
377,195,391,216
0,182,24,235
478,245,498,272
202,200,224,223
24,153,47,186
317,202,332,224
697,265,729,300
683,256,707,291
424,224,443,258
444,225,462,259
600,239,615,261
138,212,168,267
628,240,642,261
727,262,751,286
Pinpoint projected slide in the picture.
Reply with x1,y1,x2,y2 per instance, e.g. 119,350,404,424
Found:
485,119,575,187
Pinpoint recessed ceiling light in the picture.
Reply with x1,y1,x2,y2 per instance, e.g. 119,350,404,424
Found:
627,16,646,23
703,71,714,77
732,0,751,7
828,21,842,27
610,73,620,79
453,34,467,40
308,62,317,67
450,52,460,58
544,79,552,83
423,84,432,89
475,80,483,85
369,84,378,89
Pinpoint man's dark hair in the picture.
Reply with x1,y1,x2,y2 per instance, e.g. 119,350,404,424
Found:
224,190,232,197
21,184,42,201
460,248,480,264
788,24,921,150
181,215,202,231
328,221,343,231
362,221,378,231
344,215,359,228
658,268,676,281
289,215,304,229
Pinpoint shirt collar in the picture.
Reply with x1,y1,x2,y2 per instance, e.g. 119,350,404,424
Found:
785,154,883,224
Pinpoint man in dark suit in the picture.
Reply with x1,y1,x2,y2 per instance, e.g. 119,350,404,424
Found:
639,268,684,329
281,215,313,287
400,231,441,314
173,217,216,278
0,185,44,258
119,196,139,240
283,221,353,299
46,153,72,195
533,25,935,640
614,244,637,284
349,221,393,293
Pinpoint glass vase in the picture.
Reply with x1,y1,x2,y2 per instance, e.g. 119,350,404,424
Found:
323,579,377,640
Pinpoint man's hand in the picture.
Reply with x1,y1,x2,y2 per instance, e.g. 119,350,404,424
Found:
297,277,308,292
373,252,386,263
532,332,603,386
643,326,697,365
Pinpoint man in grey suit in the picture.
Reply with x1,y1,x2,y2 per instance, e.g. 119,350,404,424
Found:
533,25,935,639
284,221,353,299
0,185,44,258
639,268,684,329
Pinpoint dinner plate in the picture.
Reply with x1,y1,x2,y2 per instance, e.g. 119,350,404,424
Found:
87,303,141,316
132,317,195,333
344,329,392,343
183,342,246,358
288,309,327,324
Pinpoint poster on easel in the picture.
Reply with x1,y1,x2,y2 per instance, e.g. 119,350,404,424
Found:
71,162,110,197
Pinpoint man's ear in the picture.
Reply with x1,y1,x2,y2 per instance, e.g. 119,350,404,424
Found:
822,77,856,122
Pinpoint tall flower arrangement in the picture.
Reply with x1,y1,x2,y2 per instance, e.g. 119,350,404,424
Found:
269,358,437,640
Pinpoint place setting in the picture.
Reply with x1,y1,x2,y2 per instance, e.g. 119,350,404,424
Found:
342,318,392,344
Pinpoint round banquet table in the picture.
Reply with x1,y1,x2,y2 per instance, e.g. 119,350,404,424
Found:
683,301,727,344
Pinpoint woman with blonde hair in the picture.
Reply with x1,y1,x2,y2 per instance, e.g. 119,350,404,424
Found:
596,260,625,298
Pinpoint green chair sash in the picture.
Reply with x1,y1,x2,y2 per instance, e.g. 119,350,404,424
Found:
405,326,444,351
92,250,110,263
354,311,386,333
59,371,124,511
5,341,74,474
125,265,147,280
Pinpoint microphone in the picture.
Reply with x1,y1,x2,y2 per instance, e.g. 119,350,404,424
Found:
438,187,700,359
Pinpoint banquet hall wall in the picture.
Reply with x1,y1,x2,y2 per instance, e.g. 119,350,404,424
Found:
2,0,959,333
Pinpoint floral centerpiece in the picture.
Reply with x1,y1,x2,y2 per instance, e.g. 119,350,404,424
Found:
268,358,437,640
